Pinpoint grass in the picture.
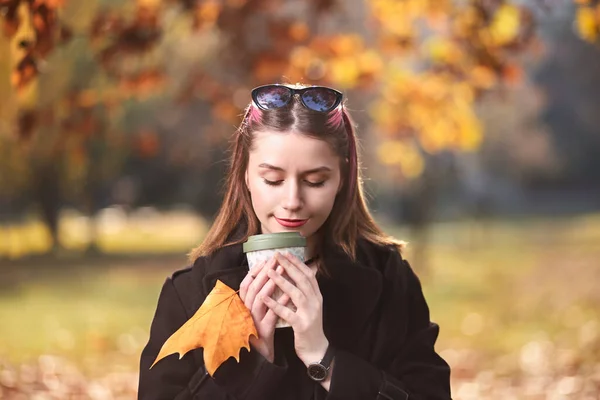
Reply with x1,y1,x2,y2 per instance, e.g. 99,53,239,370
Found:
0,207,208,259
383,213,600,373
1,211,599,380
0,261,175,374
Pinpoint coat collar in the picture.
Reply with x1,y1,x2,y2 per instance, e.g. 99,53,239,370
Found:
192,236,384,350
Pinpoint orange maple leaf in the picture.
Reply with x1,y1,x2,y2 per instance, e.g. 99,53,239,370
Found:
151,280,257,376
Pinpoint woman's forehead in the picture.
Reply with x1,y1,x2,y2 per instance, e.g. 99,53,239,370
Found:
249,131,339,168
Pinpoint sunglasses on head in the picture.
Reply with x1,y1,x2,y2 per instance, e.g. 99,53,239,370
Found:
251,84,343,113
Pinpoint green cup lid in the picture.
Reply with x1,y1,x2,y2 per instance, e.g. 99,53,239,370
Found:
243,232,306,253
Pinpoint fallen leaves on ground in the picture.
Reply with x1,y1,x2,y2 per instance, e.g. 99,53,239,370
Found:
1,348,600,399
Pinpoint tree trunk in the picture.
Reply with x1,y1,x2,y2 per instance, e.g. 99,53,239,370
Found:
32,160,61,252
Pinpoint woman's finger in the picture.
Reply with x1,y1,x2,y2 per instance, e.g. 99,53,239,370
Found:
244,257,276,310
282,252,320,295
284,252,314,278
267,267,306,310
261,292,290,329
274,253,316,298
251,264,285,320
239,260,265,302
261,292,296,326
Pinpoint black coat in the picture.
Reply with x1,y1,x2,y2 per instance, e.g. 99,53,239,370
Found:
138,238,452,400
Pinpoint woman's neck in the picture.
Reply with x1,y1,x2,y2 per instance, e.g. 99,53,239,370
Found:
306,231,321,261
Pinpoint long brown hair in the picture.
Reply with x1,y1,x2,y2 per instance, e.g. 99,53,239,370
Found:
189,84,405,264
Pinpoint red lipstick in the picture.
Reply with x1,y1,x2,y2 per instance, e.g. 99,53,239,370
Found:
275,217,308,228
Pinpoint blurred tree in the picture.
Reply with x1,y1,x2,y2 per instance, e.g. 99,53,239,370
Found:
0,0,597,254
537,17,600,190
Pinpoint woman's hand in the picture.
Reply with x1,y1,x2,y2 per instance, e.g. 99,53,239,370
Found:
260,252,329,366
239,257,289,363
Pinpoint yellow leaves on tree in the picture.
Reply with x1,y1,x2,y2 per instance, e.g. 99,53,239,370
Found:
452,6,479,39
286,34,384,88
3,0,599,183
410,80,481,154
38,0,67,7
328,57,360,88
118,69,166,100
470,66,498,90
363,0,542,179
371,69,482,178
151,280,257,376
212,101,240,123
425,36,463,65
136,0,161,8
370,0,424,39
289,22,309,42
575,5,600,42
253,53,290,84
378,140,424,179
193,0,222,31
488,4,521,47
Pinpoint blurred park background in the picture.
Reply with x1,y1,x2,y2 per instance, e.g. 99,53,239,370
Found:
1,0,600,398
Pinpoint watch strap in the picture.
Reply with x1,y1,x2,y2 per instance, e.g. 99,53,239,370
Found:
319,344,336,369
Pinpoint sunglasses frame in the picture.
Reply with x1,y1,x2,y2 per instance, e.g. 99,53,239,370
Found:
251,84,343,113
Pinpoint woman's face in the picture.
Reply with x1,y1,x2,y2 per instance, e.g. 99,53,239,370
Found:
245,130,342,251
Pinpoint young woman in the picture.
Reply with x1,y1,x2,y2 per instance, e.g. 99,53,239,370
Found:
138,84,451,399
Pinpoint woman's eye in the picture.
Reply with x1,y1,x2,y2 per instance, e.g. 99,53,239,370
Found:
263,179,282,186
306,181,325,188
262,179,325,188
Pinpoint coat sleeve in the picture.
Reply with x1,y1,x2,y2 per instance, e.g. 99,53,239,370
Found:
325,253,452,400
138,276,289,400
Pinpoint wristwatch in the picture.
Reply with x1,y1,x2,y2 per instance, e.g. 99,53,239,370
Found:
306,345,335,382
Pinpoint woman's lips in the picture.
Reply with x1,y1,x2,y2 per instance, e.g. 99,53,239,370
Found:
275,217,308,228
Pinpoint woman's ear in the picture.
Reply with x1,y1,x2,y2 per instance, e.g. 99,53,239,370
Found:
245,170,250,192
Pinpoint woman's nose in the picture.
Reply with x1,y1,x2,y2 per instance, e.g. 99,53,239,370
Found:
282,181,302,211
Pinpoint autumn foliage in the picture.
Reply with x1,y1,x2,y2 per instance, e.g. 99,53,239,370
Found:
0,0,598,179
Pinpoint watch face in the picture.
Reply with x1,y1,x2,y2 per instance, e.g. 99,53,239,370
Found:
307,363,327,382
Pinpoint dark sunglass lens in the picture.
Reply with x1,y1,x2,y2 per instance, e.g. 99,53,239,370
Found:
255,86,292,109
302,88,338,112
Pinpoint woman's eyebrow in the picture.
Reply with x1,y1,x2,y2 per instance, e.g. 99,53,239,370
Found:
258,163,332,174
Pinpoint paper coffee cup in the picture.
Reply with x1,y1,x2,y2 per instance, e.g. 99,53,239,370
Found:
243,232,306,328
